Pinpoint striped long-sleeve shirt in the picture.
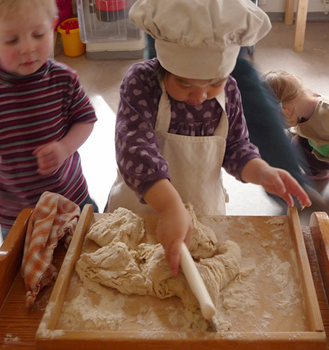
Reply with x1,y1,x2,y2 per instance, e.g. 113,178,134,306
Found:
0,59,97,229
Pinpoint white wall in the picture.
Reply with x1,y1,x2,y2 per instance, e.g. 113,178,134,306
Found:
259,0,328,12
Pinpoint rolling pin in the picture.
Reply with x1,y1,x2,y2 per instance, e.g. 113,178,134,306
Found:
180,242,216,320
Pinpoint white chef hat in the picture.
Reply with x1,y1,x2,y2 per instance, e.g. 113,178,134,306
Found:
130,0,271,80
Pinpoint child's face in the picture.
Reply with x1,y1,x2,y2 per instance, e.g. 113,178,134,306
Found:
164,73,227,106
0,6,54,76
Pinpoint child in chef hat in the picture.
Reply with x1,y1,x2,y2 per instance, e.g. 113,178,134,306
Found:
105,0,311,275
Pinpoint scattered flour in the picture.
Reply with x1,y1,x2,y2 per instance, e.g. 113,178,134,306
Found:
36,302,65,338
48,214,308,336
264,250,301,313
4,334,20,343
59,286,127,330
265,217,285,225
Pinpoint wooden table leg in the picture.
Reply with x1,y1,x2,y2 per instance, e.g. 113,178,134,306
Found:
285,0,295,25
294,0,309,51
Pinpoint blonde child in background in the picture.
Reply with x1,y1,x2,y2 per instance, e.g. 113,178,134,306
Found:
106,0,311,275
264,69,329,181
0,0,98,241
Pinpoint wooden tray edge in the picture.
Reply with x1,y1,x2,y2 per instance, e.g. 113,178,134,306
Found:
35,204,94,334
310,212,329,304
35,331,326,350
287,207,325,332
0,208,33,308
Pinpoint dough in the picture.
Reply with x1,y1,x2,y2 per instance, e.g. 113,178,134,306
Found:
85,207,145,249
76,204,241,312
196,241,241,306
76,241,198,310
185,203,218,259
76,240,240,311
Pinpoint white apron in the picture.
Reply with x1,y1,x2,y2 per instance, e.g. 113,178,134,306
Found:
106,87,229,216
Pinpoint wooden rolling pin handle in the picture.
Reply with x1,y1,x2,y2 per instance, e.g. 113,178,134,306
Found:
180,242,216,319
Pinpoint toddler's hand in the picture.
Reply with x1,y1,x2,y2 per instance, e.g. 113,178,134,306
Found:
156,203,193,276
33,142,69,175
260,167,311,208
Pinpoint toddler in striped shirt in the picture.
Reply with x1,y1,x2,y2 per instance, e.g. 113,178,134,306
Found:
0,0,98,240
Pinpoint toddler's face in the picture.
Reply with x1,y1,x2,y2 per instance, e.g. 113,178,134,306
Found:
0,6,54,76
163,73,227,106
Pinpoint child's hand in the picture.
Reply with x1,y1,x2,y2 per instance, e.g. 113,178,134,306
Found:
155,203,193,276
143,179,193,275
33,142,69,175
259,167,311,208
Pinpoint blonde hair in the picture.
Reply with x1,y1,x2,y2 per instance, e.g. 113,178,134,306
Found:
0,0,58,21
263,69,305,103
263,69,306,126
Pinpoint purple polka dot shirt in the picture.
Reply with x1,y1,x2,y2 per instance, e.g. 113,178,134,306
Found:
116,58,260,200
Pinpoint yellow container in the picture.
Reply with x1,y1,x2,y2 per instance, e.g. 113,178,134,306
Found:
57,18,86,57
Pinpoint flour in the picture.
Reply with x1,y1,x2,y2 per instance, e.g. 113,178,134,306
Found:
199,215,307,332
55,214,308,335
265,217,285,225
238,219,260,237
264,250,301,312
262,310,274,319
4,334,20,343
59,285,127,330
260,240,271,247
37,302,65,338
215,250,303,331
58,274,211,332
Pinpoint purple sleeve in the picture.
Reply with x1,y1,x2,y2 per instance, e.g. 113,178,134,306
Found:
223,77,261,181
115,61,170,200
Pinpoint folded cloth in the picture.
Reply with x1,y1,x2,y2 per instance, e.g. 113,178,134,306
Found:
21,191,80,307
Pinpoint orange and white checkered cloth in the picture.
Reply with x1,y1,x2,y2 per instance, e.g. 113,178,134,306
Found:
21,191,80,307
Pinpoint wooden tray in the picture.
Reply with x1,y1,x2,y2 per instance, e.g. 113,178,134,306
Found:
0,209,68,349
34,205,326,350
0,208,33,308
310,212,329,303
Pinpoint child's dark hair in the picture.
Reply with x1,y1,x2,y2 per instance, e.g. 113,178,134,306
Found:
152,60,169,81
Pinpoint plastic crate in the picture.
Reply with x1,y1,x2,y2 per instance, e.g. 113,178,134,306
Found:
77,0,142,43
76,0,145,60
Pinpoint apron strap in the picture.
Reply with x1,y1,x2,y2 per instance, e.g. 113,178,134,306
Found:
214,91,228,138
155,81,172,132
